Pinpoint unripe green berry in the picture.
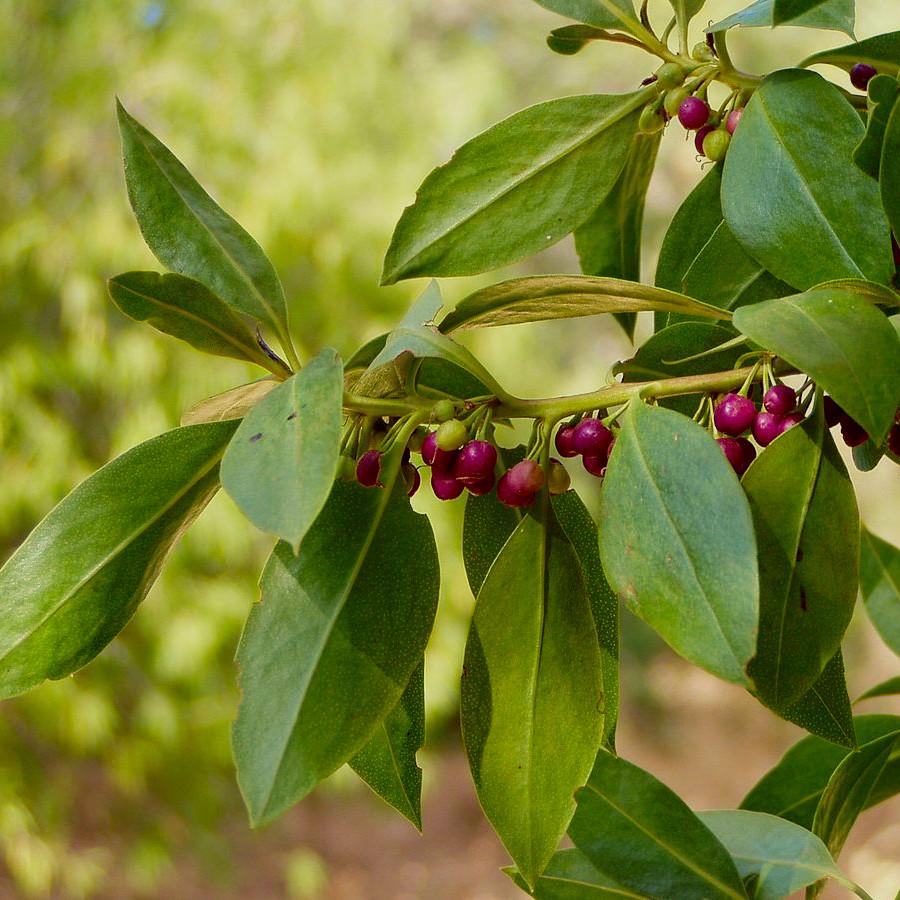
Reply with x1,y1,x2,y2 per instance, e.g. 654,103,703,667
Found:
691,41,715,62
639,104,665,134
548,459,571,495
663,88,690,118
436,418,468,451
702,128,731,162
432,399,456,423
656,62,685,89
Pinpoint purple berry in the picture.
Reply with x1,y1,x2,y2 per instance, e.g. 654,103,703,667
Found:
583,454,606,478
737,437,757,472
823,396,843,428
753,411,784,447
422,430,456,470
779,412,805,435
717,438,745,475
431,469,464,501
466,473,496,496
548,459,571,495
497,473,535,508
889,423,900,457
555,425,579,458
892,235,900,268
726,108,743,134
453,440,498,484
572,418,613,456
506,459,546,496
714,393,757,436
403,462,421,497
678,96,710,130
840,416,868,447
763,384,797,416
695,124,714,154
850,63,877,91
356,450,382,487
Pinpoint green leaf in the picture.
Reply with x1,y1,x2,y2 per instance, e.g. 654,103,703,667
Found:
880,95,900,239
575,131,661,340
232,466,440,827
743,415,859,708
116,101,294,358
811,278,900,309
381,92,646,283
0,422,236,699
801,31,900,76
504,848,644,898
462,484,522,599
108,271,286,374
598,402,758,685
220,349,344,551
697,810,872,900
349,659,425,830
860,528,900,656
546,24,628,55
741,714,900,826
180,378,278,426
439,275,731,332
722,71,892,290
856,676,900,702
707,0,854,34
569,752,748,899
853,75,900,180
461,502,605,886
851,437,886,472
732,288,900,443
533,0,640,32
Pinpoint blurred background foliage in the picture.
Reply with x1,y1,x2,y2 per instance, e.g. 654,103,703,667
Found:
1,1,898,897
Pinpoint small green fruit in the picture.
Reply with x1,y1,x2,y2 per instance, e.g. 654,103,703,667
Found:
436,419,468,451
702,128,731,162
691,41,715,62
548,459,571,495
663,88,690,119
432,399,456,423
639,104,665,134
656,62,685,89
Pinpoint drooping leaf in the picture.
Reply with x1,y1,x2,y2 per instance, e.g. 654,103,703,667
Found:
880,95,900,239
220,348,344,551
740,714,900,826
0,422,237,699
504,848,644,898
116,101,294,357
743,414,859,708
232,463,440,827
381,92,646,283
707,0,854,35
598,401,758,685
733,288,900,443
575,131,661,340
181,378,278,426
533,0,641,34
800,31,900,76
569,752,748,899
108,271,287,374
349,659,425,830
461,502,605,886
546,24,640,55
859,528,900,656
853,75,900,180
438,275,731,332
721,70,892,291
856,676,900,702
697,810,873,900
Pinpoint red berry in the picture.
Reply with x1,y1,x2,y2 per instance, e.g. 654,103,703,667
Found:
779,412,805,435
497,473,535,508
714,393,757,436
356,450,382,487
421,430,456,470
840,416,868,447
726,108,743,134
763,384,797,416
718,438,745,475
466,473,495,496
678,96,710,130
555,425,579,458
572,418,613,456
823,396,843,428
583,454,606,478
753,411,784,447
695,124,714,154
850,63,877,91
431,469,464,501
737,437,757,472
453,440,497,484
506,459,546,496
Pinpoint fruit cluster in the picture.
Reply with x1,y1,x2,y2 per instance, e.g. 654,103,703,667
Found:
554,416,616,478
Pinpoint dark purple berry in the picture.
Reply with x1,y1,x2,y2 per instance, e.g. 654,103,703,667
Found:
753,411,784,447
779,412,805,435
356,450,382,487
823,396,843,428
431,470,464,501
422,430,456,470
506,459,546,496
714,393,757,436
888,423,900,456
717,437,746,475
453,440,498,484
892,235,900,268
763,384,797,416
695,124,714,154
548,459,571,495
850,63,877,91
583,454,606,478
466,473,495,496
705,31,716,53
678,96,710,130
572,418,613,456
737,437,757,472
403,462,421,497
726,108,743,134
840,416,868,447
497,473,535,508
555,425,579,458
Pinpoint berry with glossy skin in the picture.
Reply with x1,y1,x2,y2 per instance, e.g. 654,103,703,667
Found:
431,469,464,501
573,417,613,456
431,399,456,423
466,473,495,496
726,108,743,134
737,437,757,472
583,454,606,478
453,440,498,484
403,462,421,497
678,96,710,130
555,425,579,458
695,124,714,154
639,104,666,135
436,418,469,452
718,437,756,476
779,412,805,435
548,459,571,495
421,430,456,469
840,416,869,447
664,87,690,118
656,62,685,88
850,63,877,91
753,411,784,447
497,473,535,508
506,459,546,496
702,128,730,162
714,393,757,436
356,450,382,487
764,384,797,416
823,396,843,427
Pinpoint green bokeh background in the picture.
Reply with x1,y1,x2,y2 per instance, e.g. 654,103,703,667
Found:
2,1,899,897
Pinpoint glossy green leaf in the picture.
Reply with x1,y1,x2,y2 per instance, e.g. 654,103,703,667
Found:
575,131,661,340
733,289,900,443
533,0,639,32
233,465,440,827
181,378,278,426
880,95,900,239
707,0,854,34
381,92,646,283
546,24,631,55
108,271,286,374
221,349,344,551
801,31,900,76
0,422,236,699
853,75,900,180
598,402,758,685
116,101,293,356
504,848,644,898
349,659,425,830
856,676,900,702
743,416,859,708
722,71,892,290
439,275,731,332
860,528,900,656
462,483,521,598
461,504,604,886
741,714,900,826
697,810,872,900
569,752,747,899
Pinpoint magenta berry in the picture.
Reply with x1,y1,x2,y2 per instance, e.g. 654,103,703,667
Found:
466,473,495,496
717,438,745,476
582,454,606,478
840,416,868,447
753,411,784,447
763,384,797,416
737,437,757,472
422,430,456,470
453,440,498,484
555,425,579,458
356,450,382,487
850,63,877,91
548,459,571,495
572,417,613,456
430,469,464,501
695,124,714,154
497,473,535,508
506,459,546,496
779,412,805,435
403,462,421,497
678,96,710,130
714,393,757,436
823,396,843,428
726,107,743,134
